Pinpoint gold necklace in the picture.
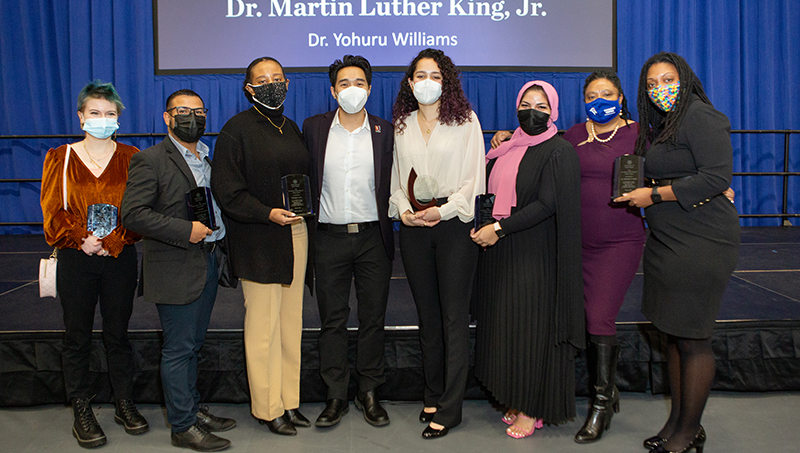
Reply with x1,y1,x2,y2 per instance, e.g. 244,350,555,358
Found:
253,105,286,134
589,117,623,143
418,111,438,134
82,142,116,168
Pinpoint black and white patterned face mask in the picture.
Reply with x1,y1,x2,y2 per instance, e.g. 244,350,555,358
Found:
248,81,288,109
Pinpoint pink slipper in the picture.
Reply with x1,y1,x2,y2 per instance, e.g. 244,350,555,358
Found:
506,415,544,439
501,412,517,425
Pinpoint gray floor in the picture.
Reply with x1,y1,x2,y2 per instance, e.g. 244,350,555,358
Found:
3,392,799,452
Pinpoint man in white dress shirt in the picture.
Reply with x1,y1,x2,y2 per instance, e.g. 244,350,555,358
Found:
302,55,395,428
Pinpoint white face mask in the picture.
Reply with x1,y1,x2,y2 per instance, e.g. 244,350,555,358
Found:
412,79,442,105
336,86,369,114
82,117,119,139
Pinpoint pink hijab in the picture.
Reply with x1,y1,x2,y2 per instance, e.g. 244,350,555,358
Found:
485,80,560,219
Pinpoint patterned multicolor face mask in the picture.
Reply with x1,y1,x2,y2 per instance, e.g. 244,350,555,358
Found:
648,82,680,112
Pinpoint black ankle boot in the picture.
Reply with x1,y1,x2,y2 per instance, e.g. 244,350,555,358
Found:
574,342,620,443
114,399,149,435
72,397,107,448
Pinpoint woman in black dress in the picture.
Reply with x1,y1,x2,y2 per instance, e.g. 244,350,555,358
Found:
615,52,739,453
472,81,583,439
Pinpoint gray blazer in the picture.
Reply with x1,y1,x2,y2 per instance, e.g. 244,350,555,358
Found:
121,137,210,305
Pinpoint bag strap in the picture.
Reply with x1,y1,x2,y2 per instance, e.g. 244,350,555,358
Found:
62,144,71,211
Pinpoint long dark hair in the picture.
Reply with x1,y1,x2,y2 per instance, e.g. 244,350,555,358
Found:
634,52,712,155
583,70,631,122
392,48,472,134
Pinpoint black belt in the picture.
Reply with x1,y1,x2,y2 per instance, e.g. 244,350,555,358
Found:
414,197,449,207
317,221,378,234
198,240,222,253
645,177,688,187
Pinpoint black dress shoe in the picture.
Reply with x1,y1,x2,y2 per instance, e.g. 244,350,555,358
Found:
315,399,349,427
354,390,390,427
419,409,436,423
422,424,449,439
71,397,107,448
258,414,297,436
114,399,149,435
285,409,311,427
172,424,231,451
196,406,236,432
650,426,706,453
644,435,668,450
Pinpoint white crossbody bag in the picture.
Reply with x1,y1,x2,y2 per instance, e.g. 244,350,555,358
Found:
39,145,72,298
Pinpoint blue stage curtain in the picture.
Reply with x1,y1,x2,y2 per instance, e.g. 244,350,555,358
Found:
0,0,798,232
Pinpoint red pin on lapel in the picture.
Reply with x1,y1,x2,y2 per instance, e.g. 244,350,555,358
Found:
374,125,381,133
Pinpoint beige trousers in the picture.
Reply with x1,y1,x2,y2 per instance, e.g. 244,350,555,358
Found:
241,221,307,421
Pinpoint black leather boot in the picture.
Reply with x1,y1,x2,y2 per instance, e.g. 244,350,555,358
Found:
574,342,620,443
114,399,149,435
71,397,107,448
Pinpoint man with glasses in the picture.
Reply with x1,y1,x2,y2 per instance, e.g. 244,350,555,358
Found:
122,89,235,451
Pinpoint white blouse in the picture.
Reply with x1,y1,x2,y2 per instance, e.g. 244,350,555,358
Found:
389,110,486,223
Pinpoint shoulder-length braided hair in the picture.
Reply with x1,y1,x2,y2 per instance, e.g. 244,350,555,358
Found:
634,52,712,155
392,48,472,134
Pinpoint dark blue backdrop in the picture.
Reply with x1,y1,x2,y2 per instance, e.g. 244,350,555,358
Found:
0,0,798,232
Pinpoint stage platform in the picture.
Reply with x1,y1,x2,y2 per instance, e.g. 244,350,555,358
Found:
1,228,799,406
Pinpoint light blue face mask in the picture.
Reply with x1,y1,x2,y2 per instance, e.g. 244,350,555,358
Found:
82,118,119,139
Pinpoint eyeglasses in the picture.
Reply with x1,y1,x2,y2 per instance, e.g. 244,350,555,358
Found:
168,106,208,117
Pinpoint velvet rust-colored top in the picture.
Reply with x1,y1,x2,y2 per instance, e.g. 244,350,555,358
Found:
41,142,142,257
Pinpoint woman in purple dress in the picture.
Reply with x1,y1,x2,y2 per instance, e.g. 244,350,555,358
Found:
562,71,646,443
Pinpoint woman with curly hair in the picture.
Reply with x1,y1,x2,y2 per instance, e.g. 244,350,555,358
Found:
388,48,485,439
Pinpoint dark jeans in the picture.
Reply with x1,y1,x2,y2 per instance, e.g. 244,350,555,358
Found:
399,218,478,428
57,245,138,400
156,251,218,433
314,226,392,400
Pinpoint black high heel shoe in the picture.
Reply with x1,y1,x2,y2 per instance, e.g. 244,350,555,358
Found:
643,435,668,450
650,426,705,453
258,414,297,436
422,424,448,439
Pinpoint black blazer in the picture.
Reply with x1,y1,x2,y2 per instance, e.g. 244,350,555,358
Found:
303,110,395,260
121,137,211,305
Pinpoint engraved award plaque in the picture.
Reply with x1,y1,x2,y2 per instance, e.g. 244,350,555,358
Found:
86,203,118,239
474,194,496,231
612,154,645,200
185,187,219,230
408,167,439,211
281,174,313,217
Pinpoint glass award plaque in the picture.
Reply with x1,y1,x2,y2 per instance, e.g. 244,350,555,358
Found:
612,154,645,200
408,167,439,211
86,203,118,239
281,174,313,217
474,194,496,231
185,186,219,230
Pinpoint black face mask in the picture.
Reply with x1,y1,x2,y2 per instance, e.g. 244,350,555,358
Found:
171,113,206,143
517,108,550,136
249,81,288,109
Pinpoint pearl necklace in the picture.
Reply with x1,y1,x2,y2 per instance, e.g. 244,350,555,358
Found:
589,117,623,143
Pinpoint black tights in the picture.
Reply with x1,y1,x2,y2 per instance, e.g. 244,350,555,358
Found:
658,335,715,450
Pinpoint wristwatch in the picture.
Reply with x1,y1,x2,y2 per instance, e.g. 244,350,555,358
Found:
651,186,663,204
494,222,506,238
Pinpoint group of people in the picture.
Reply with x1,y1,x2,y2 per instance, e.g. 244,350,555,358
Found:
40,49,739,453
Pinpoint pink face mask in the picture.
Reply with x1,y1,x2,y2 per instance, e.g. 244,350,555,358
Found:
648,82,680,112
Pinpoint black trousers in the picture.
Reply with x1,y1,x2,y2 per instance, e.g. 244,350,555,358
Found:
57,245,138,400
315,226,392,400
399,218,478,428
